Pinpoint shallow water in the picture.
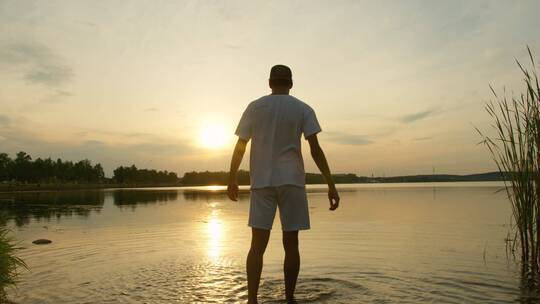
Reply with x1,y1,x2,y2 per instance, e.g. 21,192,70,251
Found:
1,182,537,303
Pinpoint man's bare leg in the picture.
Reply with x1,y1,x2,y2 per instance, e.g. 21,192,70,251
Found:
247,228,270,304
283,231,300,302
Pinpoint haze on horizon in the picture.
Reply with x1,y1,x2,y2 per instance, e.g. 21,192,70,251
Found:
1,0,539,177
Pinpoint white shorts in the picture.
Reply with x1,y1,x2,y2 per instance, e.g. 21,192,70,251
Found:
249,185,310,231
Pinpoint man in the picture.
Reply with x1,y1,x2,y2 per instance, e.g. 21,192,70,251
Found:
227,65,340,304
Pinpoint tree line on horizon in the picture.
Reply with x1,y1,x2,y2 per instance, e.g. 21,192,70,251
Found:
0,151,179,184
180,171,366,185
0,151,505,185
180,171,505,185
0,152,104,183
182,170,251,185
113,165,178,184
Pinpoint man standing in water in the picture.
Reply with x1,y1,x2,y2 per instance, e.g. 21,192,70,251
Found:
227,65,340,303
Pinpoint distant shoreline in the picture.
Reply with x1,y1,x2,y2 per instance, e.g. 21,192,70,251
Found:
0,182,182,193
0,171,505,193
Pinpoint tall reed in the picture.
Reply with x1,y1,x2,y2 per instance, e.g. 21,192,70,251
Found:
0,225,27,302
478,47,540,274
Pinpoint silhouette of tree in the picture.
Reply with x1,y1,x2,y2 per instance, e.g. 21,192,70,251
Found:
112,164,178,184
0,154,12,181
0,151,178,184
0,151,106,183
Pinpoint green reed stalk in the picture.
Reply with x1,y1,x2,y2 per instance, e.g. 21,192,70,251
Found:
478,47,540,274
0,225,27,301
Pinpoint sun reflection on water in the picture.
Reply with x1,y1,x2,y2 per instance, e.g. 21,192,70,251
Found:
204,185,226,191
206,209,223,260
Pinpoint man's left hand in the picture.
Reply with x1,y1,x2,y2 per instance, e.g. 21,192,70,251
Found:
227,182,239,201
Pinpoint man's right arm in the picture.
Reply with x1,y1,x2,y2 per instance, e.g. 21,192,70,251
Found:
307,134,340,210
227,138,248,201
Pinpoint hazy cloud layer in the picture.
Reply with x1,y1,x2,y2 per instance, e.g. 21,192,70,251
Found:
0,42,73,87
0,114,10,126
323,131,374,146
400,109,437,124
0,122,194,175
41,90,73,104
0,139,191,175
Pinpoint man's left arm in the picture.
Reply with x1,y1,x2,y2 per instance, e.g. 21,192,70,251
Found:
227,138,247,201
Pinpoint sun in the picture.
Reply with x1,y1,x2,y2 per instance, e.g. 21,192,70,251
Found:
199,124,228,149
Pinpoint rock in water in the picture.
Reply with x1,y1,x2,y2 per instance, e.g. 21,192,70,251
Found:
32,239,52,245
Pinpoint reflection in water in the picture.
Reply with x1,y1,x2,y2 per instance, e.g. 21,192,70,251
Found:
205,185,225,191
0,189,181,226
7,183,540,303
518,271,540,304
0,191,104,227
206,208,223,260
112,190,178,209
183,189,249,201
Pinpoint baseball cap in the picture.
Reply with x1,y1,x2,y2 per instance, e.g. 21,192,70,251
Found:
269,65,292,80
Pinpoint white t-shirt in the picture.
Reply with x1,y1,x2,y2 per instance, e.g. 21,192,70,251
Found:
235,94,321,189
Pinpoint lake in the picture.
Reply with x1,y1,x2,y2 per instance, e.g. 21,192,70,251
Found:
0,182,536,303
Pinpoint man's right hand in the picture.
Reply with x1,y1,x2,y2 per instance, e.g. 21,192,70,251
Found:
328,185,340,211
227,182,239,201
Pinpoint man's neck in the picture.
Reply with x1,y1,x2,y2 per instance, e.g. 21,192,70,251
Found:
271,89,290,95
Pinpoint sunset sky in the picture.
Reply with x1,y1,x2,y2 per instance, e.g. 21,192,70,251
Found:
1,1,540,177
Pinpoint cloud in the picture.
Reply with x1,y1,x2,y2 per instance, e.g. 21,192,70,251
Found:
0,42,74,87
0,122,196,175
224,43,242,50
24,64,73,86
41,90,73,104
126,132,154,137
323,131,374,145
399,109,437,124
0,114,10,126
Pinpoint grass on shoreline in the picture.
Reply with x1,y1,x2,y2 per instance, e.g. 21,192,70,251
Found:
0,226,27,302
478,47,540,275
